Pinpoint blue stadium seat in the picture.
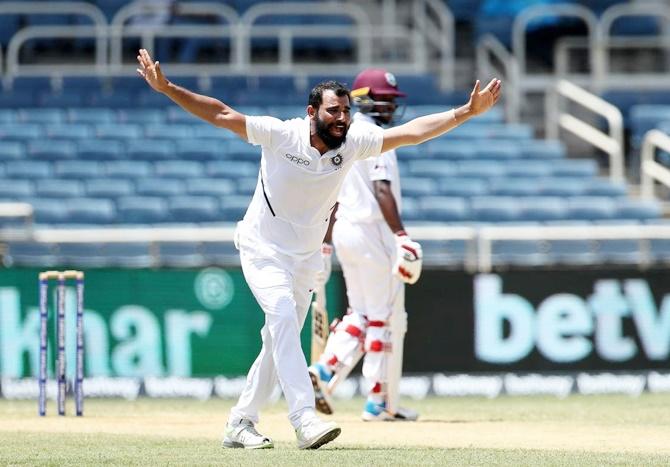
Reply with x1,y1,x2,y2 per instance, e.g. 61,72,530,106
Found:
176,138,222,161
117,196,169,224
105,160,153,179
401,177,438,197
593,220,643,264
35,180,85,198
145,124,195,139
491,239,549,267
168,196,219,223
614,200,662,221
77,139,126,160
67,108,117,124
267,105,307,121
489,178,541,197
26,198,69,225
545,221,598,265
551,159,599,178
220,196,251,221
66,198,117,224
418,196,469,222
18,108,66,124
157,242,205,267
456,160,504,179
88,92,137,108
470,196,519,222
428,142,477,160
517,197,567,221
420,239,469,267
583,179,628,197
127,139,176,161
85,179,135,199
0,123,44,141
474,143,521,161
185,178,236,197
519,140,566,159
207,161,258,178
0,109,18,123
406,160,456,178
0,180,34,200
5,242,59,267
54,160,103,179
0,142,26,161
437,177,488,197
154,160,204,178
167,106,202,123
226,140,261,159
566,197,616,220
538,177,587,196
629,105,670,148
193,125,233,139
45,124,93,140
136,178,186,197
103,242,154,268
56,243,108,267
5,161,52,179
28,140,77,161
95,123,143,140
504,160,553,178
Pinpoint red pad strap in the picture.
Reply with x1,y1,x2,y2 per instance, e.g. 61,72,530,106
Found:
367,320,385,327
345,324,363,338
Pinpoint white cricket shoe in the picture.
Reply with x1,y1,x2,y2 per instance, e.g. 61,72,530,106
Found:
361,401,419,422
222,419,273,449
308,363,334,415
295,416,341,449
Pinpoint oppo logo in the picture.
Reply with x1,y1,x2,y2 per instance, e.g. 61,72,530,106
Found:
284,153,310,166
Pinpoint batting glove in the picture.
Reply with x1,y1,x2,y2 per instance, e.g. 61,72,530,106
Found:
392,231,423,285
315,243,333,287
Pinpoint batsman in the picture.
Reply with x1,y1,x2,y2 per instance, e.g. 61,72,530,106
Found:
309,68,423,421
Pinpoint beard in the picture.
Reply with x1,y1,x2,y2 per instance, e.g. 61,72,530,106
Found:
316,116,348,150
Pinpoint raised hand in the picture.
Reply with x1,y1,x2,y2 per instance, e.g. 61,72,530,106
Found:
468,78,502,116
136,48,169,93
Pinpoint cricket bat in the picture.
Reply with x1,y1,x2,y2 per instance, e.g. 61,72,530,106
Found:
310,284,329,364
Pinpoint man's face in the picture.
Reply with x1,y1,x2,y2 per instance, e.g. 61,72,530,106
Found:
312,90,351,150
371,94,397,125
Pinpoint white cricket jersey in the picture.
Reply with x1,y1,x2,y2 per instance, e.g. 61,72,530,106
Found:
238,115,384,257
336,112,402,224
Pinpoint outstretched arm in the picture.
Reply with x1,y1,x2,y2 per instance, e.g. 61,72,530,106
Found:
136,48,248,139
381,78,501,153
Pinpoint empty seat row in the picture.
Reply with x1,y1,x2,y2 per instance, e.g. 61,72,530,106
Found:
0,160,259,179
25,195,252,225
402,196,661,223
401,176,627,198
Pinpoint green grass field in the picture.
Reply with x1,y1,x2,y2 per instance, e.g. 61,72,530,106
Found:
1,394,669,466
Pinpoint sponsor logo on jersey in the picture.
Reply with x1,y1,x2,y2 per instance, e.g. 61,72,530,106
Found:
284,153,310,166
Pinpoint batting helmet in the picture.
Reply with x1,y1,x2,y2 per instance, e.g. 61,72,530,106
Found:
351,68,405,123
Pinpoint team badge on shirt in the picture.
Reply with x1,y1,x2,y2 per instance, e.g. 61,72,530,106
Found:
331,154,343,166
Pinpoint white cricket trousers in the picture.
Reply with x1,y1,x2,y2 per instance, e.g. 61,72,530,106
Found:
229,239,321,429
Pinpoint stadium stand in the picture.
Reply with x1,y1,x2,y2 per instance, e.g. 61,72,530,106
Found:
0,0,669,269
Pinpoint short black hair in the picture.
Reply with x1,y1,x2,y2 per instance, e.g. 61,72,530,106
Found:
308,80,351,109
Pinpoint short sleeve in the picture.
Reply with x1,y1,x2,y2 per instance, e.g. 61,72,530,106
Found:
246,115,285,148
368,150,394,182
347,120,384,160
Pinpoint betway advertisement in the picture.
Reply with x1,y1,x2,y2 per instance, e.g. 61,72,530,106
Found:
404,268,670,372
0,268,342,379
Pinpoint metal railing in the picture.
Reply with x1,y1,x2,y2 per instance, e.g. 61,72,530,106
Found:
641,129,670,199
476,33,519,122
0,0,438,81
545,79,624,182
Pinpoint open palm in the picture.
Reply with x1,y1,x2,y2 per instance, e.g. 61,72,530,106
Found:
136,48,169,93
469,78,502,116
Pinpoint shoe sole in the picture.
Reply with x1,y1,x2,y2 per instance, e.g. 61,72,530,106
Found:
309,372,333,415
222,438,274,449
300,426,341,450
